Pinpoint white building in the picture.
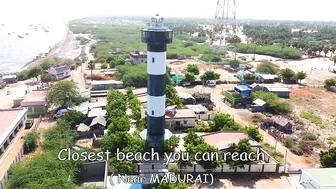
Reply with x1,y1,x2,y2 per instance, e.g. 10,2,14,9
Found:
129,51,147,64
186,104,214,120
47,63,71,80
299,168,336,189
165,106,196,128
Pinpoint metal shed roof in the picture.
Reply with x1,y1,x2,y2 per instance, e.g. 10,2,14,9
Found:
235,85,252,92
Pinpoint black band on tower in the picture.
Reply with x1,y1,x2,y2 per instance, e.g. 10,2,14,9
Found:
148,116,165,135
147,74,166,96
147,44,166,52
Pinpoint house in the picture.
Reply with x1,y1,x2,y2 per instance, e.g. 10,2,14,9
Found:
129,51,147,64
234,85,252,98
249,83,261,91
273,117,293,134
88,108,107,119
264,86,291,98
20,90,47,117
186,104,214,120
249,99,267,112
177,91,196,105
0,108,27,158
299,168,336,189
257,74,280,83
2,75,17,84
76,116,107,138
201,131,261,151
47,63,71,80
165,106,196,129
192,93,215,110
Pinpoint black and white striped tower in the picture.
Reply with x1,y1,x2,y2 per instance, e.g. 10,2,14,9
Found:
140,14,173,146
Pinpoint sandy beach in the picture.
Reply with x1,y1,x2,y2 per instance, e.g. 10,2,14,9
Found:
22,25,81,70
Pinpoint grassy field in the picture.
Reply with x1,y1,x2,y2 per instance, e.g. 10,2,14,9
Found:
69,22,211,60
236,43,302,59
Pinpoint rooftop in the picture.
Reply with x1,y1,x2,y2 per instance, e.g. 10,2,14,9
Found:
253,99,266,106
186,104,208,113
88,108,107,118
92,80,123,85
201,131,260,150
235,85,252,92
301,168,336,188
20,90,47,107
0,108,27,146
259,74,279,80
177,91,195,99
266,86,291,92
165,108,196,119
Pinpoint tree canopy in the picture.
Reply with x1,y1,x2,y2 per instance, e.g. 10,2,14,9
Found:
200,70,220,82
186,64,200,75
256,62,277,74
279,68,296,80
183,72,196,83
296,71,307,83
213,114,240,131
319,147,336,168
166,85,184,108
46,80,86,107
225,139,257,168
252,91,292,114
244,126,263,142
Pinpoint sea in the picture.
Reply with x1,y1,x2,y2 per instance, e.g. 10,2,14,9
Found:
0,18,67,73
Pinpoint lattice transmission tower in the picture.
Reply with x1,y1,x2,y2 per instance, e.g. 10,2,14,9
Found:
211,0,237,59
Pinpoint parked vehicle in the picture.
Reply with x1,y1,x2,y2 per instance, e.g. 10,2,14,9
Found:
182,82,191,87
53,109,68,119
207,80,216,87
25,119,34,129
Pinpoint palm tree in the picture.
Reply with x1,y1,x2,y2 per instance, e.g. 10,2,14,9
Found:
87,60,95,79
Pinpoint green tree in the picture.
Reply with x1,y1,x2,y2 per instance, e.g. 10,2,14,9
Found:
183,72,196,83
158,135,180,154
109,157,134,174
243,73,256,80
23,132,40,153
256,62,277,74
166,85,184,108
324,78,336,87
63,110,86,127
225,139,256,168
190,143,223,171
319,147,336,167
186,64,200,75
330,46,336,58
100,132,131,153
88,60,95,79
108,115,131,133
40,73,56,83
200,70,220,82
101,62,108,69
46,80,84,107
296,71,307,84
323,46,330,57
27,66,43,81
280,68,296,80
252,91,292,114
213,114,240,131
244,126,263,142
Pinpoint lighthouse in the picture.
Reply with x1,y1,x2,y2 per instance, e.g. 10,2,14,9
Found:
139,14,173,147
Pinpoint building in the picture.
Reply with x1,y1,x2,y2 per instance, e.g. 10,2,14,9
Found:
129,51,147,64
139,14,174,146
0,108,27,158
264,86,291,98
88,108,107,119
234,85,252,98
47,63,71,80
273,117,293,134
223,85,253,108
177,91,196,105
201,131,260,151
249,98,267,112
299,168,336,189
186,104,214,120
249,83,261,91
2,75,17,84
91,80,123,91
165,106,196,129
257,74,280,83
20,90,47,117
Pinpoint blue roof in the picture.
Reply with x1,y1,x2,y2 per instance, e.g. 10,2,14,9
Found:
235,85,252,92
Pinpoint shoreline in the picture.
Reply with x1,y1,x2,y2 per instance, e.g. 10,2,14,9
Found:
22,23,75,71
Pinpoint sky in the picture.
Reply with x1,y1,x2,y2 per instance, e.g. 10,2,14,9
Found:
0,0,335,22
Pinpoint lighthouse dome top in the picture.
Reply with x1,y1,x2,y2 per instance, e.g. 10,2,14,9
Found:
148,14,167,30
151,14,164,24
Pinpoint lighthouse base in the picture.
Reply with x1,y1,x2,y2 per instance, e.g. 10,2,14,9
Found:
139,129,173,148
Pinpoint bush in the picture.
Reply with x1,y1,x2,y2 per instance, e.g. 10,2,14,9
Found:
300,111,323,128
244,126,263,142
284,139,296,148
63,110,86,127
256,62,278,74
23,132,39,153
186,64,200,75
324,78,336,87
252,91,292,114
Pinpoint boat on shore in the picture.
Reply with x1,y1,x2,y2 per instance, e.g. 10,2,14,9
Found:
17,35,24,39
42,27,49,32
